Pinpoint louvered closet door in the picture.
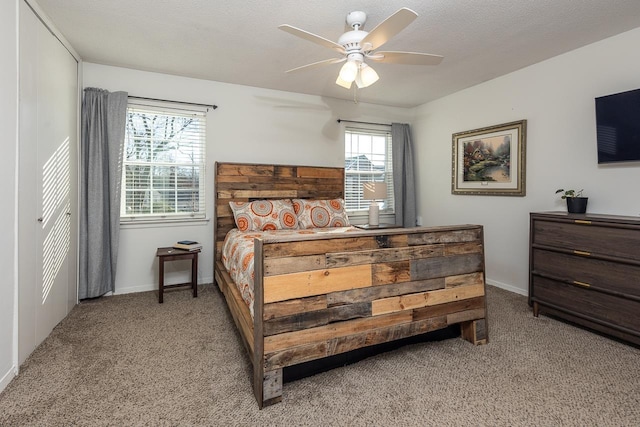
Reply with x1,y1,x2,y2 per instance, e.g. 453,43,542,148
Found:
18,1,78,364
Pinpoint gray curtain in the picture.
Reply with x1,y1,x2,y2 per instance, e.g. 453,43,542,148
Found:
391,123,417,227
79,88,128,299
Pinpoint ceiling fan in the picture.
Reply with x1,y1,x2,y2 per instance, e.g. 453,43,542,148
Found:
279,8,443,90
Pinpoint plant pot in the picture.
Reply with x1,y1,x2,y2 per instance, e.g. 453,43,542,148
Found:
566,197,588,214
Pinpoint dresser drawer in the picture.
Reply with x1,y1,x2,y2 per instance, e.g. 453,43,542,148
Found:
532,248,640,298
532,219,640,262
532,276,640,333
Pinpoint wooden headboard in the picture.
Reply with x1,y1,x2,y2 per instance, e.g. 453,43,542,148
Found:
214,162,345,260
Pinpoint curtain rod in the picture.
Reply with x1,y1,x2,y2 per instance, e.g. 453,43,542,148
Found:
337,119,391,127
128,95,218,110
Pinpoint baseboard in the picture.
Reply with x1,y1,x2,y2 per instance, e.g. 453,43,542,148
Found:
0,365,17,393
114,276,214,296
486,278,528,297
113,283,155,295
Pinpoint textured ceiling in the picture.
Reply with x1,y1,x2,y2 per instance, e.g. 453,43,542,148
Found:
36,0,640,108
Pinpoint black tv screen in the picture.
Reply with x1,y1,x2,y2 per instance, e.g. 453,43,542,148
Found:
595,88,640,164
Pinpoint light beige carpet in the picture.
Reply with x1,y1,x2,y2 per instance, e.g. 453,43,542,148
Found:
1,284,639,426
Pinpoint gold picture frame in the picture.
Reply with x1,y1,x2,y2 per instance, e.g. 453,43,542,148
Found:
452,120,527,196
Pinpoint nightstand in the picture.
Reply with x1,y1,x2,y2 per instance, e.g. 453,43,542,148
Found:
156,247,200,303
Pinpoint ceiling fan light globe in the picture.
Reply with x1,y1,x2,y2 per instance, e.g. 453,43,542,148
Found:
336,75,352,89
358,63,379,87
339,60,358,82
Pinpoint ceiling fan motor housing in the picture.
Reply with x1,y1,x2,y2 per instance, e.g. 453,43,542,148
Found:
340,11,370,56
338,30,368,57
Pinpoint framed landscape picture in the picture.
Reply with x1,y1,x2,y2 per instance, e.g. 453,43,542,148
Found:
451,120,527,196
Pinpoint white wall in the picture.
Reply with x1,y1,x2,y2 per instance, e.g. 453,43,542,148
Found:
413,27,640,295
0,0,18,391
83,63,414,294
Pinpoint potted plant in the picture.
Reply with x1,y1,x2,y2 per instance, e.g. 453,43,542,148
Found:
555,188,588,214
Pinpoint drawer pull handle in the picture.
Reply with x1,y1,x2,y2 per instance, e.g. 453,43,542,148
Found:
573,280,591,288
573,250,591,256
574,220,592,225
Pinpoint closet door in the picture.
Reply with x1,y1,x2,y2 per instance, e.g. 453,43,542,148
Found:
18,1,78,364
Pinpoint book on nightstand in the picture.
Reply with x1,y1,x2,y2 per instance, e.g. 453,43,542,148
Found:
173,240,202,251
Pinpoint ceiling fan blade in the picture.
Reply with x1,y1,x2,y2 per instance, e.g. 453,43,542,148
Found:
279,24,345,53
360,8,418,51
368,51,444,65
285,57,345,73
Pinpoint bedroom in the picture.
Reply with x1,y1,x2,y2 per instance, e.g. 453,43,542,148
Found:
1,0,640,423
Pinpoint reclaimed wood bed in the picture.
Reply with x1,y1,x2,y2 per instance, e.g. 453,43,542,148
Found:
213,161,488,408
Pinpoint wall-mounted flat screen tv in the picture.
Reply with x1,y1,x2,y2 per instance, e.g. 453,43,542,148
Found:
595,88,640,164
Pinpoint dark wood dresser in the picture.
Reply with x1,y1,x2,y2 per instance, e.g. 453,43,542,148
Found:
529,211,640,345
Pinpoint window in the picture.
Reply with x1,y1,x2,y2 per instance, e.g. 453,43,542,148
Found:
344,127,394,215
121,102,206,222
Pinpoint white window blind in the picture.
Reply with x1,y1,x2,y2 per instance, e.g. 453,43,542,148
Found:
121,102,206,221
344,127,394,214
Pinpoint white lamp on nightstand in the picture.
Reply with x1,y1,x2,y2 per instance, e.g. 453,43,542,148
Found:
362,182,387,226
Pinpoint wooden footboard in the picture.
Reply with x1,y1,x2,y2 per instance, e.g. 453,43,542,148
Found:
215,225,488,408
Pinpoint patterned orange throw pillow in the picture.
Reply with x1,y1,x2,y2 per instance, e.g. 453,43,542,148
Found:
292,198,350,229
229,199,299,231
